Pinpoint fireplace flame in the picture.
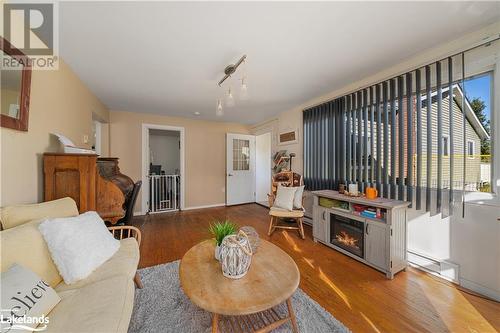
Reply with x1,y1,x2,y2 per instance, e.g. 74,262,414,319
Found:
336,231,359,249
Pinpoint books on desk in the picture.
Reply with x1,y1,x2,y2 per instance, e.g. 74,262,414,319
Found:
361,211,377,218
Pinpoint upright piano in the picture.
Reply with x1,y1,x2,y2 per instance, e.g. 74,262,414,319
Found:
43,153,134,224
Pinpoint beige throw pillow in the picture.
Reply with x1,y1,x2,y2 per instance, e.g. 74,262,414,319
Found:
273,186,297,211
1,264,61,333
293,185,305,209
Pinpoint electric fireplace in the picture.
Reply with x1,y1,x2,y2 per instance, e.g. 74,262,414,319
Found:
330,213,364,258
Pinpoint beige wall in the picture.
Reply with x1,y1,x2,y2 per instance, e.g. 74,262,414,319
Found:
109,110,250,211
0,60,109,206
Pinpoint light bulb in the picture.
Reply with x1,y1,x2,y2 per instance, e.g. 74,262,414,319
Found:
216,99,223,116
226,88,235,107
240,77,248,100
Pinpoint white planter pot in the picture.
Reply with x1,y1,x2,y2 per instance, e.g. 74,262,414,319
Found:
214,245,220,261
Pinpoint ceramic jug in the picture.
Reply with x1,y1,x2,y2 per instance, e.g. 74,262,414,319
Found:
366,187,378,199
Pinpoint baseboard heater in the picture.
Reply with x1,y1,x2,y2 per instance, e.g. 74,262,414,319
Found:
408,250,459,283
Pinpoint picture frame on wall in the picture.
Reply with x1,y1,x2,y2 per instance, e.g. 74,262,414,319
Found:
278,128,298,146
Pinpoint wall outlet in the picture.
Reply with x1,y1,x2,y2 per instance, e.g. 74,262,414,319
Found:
83,135,89,144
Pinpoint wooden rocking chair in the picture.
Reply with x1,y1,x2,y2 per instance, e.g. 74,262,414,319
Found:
267,171,305,239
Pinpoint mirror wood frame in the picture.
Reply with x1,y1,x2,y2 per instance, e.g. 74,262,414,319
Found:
1,36,32,131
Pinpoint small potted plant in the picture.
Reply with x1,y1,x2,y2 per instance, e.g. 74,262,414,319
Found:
209,220,237,261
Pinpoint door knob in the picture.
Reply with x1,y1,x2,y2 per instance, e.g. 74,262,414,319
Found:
228,173,233,176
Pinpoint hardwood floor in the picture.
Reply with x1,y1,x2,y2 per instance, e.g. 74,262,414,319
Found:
131,204,500,333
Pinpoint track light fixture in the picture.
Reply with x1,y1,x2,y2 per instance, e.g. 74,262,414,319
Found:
216,55,247,116
218,55,247,86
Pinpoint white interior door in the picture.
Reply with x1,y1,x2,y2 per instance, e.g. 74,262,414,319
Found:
255,132,272,206
226,133,256,205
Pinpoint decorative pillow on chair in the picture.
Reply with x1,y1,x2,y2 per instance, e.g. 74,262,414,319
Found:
273,185,298,211
1,264,60,333
38,211,120,285
293,185,305,209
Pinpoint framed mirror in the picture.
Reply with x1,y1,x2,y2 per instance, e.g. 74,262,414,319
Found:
1,36,32,131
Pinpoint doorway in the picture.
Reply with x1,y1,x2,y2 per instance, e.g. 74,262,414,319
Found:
91,113,109,156
226,133,256,205
255,132,272,207
226,132,272,207
141,124,185,214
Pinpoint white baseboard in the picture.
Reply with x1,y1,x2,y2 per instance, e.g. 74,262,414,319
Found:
409,250,500,301
183,203,226,211
460,278,500,302
408,250,459,283
303,216,313,226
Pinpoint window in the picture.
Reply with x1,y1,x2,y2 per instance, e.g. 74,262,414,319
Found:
467,140,475,158
233,139,250,171
462,71,492,192
304,39,498,216
442,136,450,156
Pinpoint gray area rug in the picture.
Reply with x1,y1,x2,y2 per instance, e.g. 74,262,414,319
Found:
129,261,350,333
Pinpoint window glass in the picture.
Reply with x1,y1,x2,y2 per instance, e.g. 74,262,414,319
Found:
467,140,474,157
232,139,250,171
462,72,492,191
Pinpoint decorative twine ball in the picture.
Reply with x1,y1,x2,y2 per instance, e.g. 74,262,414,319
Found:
219,231,253,279
239,226,260,254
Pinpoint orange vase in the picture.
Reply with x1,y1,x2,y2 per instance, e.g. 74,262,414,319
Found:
366,187,378,199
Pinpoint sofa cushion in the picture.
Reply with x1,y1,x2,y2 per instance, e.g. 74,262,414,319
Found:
0,220,62,287
0,197,78,230
45,276,135,333
55,238,139,292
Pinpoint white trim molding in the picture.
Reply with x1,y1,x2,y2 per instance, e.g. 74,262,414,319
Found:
141,123,186,215
183,203,226,211
460,278,500,302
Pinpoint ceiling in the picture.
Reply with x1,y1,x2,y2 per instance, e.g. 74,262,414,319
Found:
59,2,500,125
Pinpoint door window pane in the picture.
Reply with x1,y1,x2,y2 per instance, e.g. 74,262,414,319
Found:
233,139,250,170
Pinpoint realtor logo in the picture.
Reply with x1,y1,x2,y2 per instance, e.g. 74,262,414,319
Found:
2,1,59,70
0,309,49,332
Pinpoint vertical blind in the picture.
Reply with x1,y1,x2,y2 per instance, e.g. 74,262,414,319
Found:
303,50,482,216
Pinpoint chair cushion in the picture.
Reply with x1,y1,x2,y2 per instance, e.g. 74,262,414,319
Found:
0,220,62,287
46,276,135,333
0,197,79,230
55,238,139,292
269,206,304,218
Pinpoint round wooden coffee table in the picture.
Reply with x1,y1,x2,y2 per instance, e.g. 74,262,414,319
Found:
180,239,300,333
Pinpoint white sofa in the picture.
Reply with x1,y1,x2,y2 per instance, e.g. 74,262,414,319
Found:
0,197,141,333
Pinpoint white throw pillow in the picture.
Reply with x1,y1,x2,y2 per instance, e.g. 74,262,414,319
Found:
293,185,305,209
38,211,120,285
273,186,297,211
1,264,60,333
